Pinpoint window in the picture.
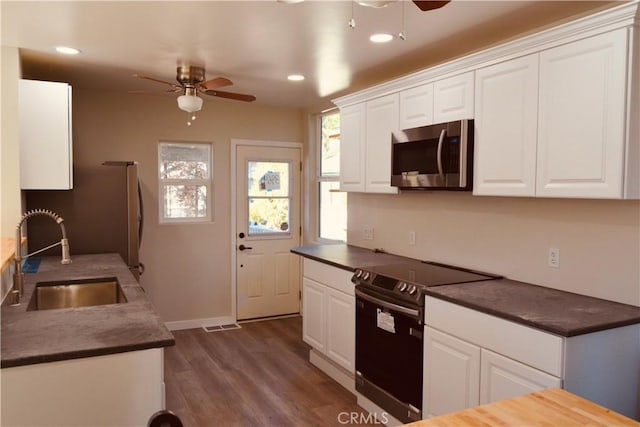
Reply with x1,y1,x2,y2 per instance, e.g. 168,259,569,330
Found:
319,112,347,241
247,160,292,236
159,142,212,222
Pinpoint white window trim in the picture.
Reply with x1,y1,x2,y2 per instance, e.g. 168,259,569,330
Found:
316,111,346,243
158,141,213,224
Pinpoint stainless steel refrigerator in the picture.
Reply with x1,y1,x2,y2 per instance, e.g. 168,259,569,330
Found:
25,161,144,280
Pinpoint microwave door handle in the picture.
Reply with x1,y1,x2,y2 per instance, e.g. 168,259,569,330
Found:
437,129,447,181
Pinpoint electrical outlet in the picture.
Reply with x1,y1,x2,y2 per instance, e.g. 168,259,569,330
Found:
363,227,374,240
548,247,560,268
408,231,416,245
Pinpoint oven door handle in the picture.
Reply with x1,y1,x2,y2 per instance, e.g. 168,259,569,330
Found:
355,288,421,319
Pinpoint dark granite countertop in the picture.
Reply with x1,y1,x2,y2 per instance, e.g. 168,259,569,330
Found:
1,254,175,368
291,243,416,271
291,244,640,337
425,279,640,337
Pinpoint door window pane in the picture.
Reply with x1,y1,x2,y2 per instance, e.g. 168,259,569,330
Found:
247,160,291,236
248,161,289,197
248,198,290,234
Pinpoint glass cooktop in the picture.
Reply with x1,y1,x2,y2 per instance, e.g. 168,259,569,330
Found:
367,261,498,288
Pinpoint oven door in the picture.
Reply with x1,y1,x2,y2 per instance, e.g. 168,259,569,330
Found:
355,286,423,423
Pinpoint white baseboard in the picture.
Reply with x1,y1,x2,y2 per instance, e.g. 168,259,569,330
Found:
164,315,236,331
356,393,403,427
309,349,355,394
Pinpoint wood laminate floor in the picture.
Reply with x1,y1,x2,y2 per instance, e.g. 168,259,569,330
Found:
164,316,378,427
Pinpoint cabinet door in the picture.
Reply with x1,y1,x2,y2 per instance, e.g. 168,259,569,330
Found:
339,103,366,192
474,55,539,196
480,348,562,405
399,83,434,129
302,277,325,352
433,72,474,123
19,79,73,190
424,327,480,418
325,288,355,372
365,94,399,193
537,29,628,198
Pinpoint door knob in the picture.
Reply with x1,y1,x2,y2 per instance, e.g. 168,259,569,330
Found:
239,244,253,251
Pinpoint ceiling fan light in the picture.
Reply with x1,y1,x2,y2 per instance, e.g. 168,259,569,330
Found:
177,94,203,113
356,0,395,8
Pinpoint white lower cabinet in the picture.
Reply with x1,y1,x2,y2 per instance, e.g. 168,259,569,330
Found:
424,296,639,420
302,259,355,373
424,326,559,418
479,348,561,405
1,348,165,426
424,327,480,418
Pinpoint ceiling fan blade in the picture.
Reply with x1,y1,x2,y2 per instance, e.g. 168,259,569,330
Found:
412,1,450,11
128,88,182,94
200,77,233,90
133,74,180,88
204,89,256,102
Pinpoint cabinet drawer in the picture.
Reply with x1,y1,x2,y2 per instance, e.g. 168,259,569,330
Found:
303,259,354,295
425,297,563,377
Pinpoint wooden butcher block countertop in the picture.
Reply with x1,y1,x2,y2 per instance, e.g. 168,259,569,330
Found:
406,388,639,427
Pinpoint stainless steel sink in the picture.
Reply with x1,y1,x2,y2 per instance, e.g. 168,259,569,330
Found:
27,277,127,311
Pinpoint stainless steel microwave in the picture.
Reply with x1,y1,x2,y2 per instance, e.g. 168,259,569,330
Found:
391,119,474,190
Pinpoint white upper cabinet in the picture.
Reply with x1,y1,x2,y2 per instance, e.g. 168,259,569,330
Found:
399,83,434,129
537,29,629,198
339,103,366,192
474,54,539,196
365,94,399,193
433,72,474,123
19,79,73,190
333,1,639,199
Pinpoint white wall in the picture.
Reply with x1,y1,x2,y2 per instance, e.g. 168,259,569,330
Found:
347,192,640,306
1,46,22,237
71,88,304,323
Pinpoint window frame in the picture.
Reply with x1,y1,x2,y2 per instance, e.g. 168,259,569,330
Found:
316,111,346,243
246,158,294,240
158,141,213,224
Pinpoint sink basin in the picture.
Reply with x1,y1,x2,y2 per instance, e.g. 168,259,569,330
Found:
27,277,127,311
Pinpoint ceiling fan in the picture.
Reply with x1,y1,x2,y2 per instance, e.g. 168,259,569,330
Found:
131,66,256,113
356,1,449,11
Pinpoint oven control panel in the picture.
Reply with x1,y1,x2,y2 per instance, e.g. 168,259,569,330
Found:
352,269,425,304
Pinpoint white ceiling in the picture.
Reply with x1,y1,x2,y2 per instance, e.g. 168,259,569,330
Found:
1,0,615,109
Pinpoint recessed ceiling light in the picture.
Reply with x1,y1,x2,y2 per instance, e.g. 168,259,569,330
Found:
288,74,305,81
370,33,393,43
55,46,81,55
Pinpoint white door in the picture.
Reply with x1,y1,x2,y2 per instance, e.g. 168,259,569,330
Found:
325,287,355,372
424,327,481,417
339,103,366,192
480,348,562,405
473,54,539,196
235,144,301,320
365,94,399,193
433,71,475,123
302,277,326,351
537,29,627,198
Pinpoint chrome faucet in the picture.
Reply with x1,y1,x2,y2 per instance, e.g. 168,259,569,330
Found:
11,209,72,305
